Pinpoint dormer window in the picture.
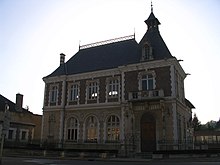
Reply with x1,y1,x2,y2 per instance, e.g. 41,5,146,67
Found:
142,43,153,61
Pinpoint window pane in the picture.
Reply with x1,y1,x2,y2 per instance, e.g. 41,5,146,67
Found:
50,86,57,103
21,131,26,140
107,115,120,141
70,84,79,101
8,130,13,139
142,80,148,91
148,79,153,90
86,116,98,141
141,74,154,90
108,79,119,97
88,82,98,100
67,117,78,141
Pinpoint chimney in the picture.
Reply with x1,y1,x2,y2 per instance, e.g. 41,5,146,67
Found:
60,53,65,65
16,93,23,111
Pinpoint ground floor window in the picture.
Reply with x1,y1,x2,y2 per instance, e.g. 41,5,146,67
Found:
107,115,120,141
20,129,29,141
85,116,98,142
7,128,16,140
66,117,78,141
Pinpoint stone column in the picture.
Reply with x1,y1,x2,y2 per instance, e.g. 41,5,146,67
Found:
59,79,66,148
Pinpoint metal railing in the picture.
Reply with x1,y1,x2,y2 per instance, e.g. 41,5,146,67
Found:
128,89,164,101
3,138,220,151
79,35,135,50
157,140,194,150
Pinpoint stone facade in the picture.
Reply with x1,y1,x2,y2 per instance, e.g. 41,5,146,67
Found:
42,61,193,155
41,8,194,156
0,94,42,145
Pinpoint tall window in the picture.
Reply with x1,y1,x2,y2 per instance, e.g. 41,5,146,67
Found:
108,79,119,97
70,84,79,101
141,74,153,91
142,44,153,61
48,114,56,138
175,71,179,98
7,128,16,140
107,115,120,141
88,82,98,100
50,86,58,103
66,117,78,141
177,113,182,141
0,125,2,138
8,130,14,140
20,129,28,141
85,116,98,142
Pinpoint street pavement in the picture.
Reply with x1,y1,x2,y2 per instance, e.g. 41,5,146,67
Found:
1,157,220,165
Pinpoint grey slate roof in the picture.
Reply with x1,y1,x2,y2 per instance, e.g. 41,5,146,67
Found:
145,12,161,25
0,94,31,113
45,12,174,78
47,38,139,77
138,28,173,60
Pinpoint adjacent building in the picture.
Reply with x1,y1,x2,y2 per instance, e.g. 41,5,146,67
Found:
194,130,220,149
0,93,42,146
42,7,194,155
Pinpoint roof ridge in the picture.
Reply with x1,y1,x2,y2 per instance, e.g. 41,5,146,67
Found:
79,34,135,50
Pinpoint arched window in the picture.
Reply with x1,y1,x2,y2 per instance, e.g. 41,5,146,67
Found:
85,116,98,142
142,43,153,61
107,115,120,141
66,117,78,141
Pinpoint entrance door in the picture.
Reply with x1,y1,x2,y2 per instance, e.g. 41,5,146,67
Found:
141,113,156,152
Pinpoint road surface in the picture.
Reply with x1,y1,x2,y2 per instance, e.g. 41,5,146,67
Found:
1,157,220,165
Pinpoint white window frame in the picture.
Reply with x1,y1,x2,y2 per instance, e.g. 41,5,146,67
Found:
19,129,29,141
6,128,17,141
142,43,153,61
85,116,98,142
138,71,156,91
108,78,119,98
86,81,99,101
69,83,80,103
50,85,58,104
106,115,120,141
66,117,78,141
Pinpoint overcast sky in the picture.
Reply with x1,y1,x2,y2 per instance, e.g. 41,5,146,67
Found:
1,0,220,124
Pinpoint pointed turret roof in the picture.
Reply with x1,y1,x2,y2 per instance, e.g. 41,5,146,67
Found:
139,5,173,60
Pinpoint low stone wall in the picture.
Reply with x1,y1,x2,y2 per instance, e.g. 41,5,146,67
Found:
3,148,118,159
153,150,220,159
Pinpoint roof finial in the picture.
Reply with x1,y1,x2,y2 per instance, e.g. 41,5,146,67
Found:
151,0,153,13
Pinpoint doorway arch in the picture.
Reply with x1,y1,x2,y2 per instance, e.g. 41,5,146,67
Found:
141,113,156,152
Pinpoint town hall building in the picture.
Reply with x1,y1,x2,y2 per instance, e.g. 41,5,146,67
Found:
41,6,194,156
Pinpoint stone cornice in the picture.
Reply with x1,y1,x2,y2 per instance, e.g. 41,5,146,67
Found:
43,58,185,83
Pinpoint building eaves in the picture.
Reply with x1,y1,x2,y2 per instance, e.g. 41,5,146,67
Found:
0,94,31,113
